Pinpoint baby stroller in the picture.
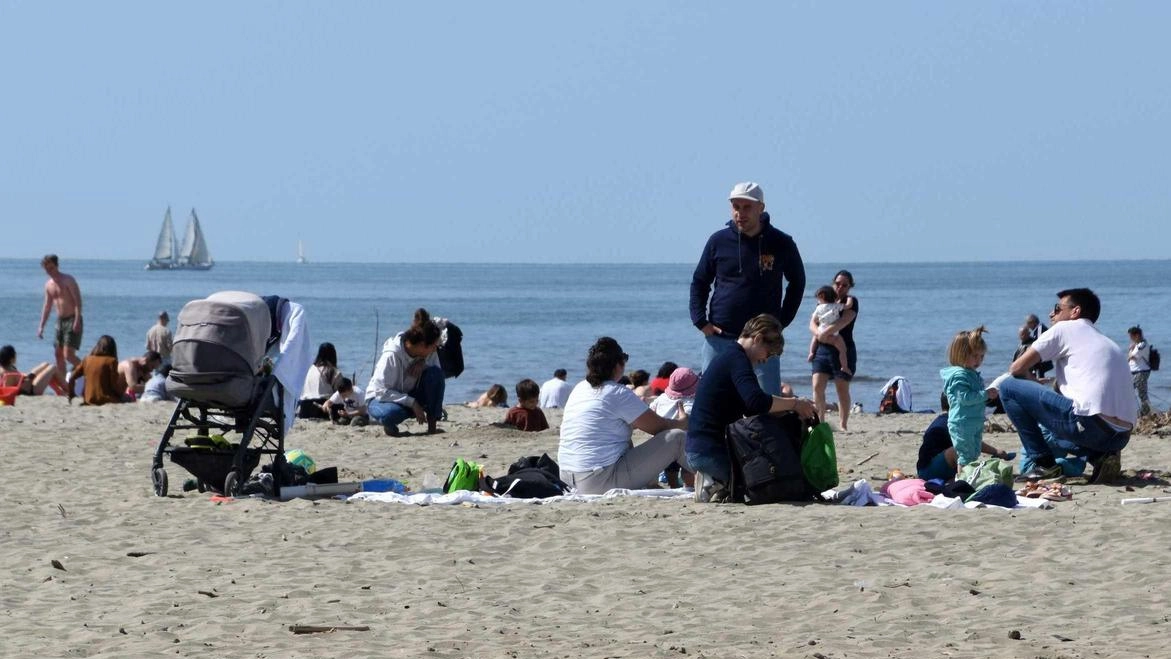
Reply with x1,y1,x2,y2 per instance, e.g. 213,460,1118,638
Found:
151,291,289,497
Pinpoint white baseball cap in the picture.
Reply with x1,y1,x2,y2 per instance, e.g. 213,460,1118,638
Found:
728,181,764,204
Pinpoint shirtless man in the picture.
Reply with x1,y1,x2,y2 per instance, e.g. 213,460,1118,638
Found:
36,254,84,384
118,351,162,399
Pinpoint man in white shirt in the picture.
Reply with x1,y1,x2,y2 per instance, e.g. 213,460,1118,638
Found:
993,288,1136,484
538,369,573,409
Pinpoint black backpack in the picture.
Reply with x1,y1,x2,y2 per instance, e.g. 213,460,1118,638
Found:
1149,345,1161,371
484,454,571,499
726,413,820,505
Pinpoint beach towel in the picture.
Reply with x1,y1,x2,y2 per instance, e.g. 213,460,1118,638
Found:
349,487,693,506
877,376,913,413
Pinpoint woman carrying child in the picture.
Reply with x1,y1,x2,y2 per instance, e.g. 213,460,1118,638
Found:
810,270,859,431
807,285,851,376
938,326,1002,477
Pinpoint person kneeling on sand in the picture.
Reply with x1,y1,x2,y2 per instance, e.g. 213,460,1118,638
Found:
557,337,691,494
992,288,1135,484
503,379,549,432
366,308,446,436
687,314,816,502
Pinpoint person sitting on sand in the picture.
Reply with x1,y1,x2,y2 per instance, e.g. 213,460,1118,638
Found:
0,344,57,396
538,369,573,409
917,396,1014,481
468,384,507,408
993,288,1135,484
628,369,652,400
67,335,125,406
650,367,699,419
118,350,162,401
649,361,678,397
688,314,816,502
366,308,446,436
557,337,691,494
139,364,174,402
503,379,549,432
808,285,851,375
298,342,344,419
324,377,369,426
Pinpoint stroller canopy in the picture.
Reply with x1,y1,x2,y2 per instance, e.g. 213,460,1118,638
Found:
183,291,272,373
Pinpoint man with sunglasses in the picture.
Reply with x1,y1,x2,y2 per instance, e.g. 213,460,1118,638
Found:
992,288,1137,484
689,182,805,395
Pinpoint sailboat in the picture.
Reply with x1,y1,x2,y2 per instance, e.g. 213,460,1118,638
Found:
297,240,307,264
145,207,214,270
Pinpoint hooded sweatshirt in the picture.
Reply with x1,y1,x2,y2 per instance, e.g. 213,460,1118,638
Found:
689,212,806,335
365,332,440,407
940,366,987,466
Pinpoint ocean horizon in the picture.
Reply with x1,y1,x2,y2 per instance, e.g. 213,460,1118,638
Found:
2,258,1168,412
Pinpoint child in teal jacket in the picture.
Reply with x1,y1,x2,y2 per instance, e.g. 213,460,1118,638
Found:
940,326,999,475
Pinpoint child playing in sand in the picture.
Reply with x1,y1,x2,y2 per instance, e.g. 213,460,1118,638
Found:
503,379,549,432
808,285,851,375
939,326,999,476
324,377,369,426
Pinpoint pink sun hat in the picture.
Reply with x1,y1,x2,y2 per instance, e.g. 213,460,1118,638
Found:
665,368,699,399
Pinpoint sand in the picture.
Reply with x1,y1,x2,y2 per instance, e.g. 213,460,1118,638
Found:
3,396,1171,659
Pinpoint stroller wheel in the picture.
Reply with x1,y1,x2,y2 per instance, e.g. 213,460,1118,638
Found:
224,471,241,497
196,479,207,493
152,468,168,497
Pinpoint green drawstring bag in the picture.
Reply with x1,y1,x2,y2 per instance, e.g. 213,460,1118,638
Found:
959,458,1014,490
443,458,483,493
801,420,839,492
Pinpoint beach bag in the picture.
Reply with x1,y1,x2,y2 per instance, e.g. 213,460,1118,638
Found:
801,420,839,491
485,454,571,498
1149,345,1161,371
443,458,483,493
727,413,819,504
959,458,1014,490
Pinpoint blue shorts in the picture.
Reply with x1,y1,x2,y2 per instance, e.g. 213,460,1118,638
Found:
917,451,953,481
811,344,856,381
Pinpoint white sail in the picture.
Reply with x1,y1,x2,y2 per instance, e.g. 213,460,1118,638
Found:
297,240,306,264
152,207,175,263
178,208,212,267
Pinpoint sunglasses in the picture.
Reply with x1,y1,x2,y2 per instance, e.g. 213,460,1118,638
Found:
1053,303,1075,315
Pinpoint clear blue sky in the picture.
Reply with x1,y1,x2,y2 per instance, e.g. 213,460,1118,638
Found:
2,1,1168,263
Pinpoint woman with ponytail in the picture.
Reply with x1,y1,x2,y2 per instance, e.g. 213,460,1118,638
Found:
366,308,446,436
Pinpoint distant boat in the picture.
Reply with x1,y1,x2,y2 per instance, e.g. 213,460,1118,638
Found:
297,240,307,264
146,208,214,271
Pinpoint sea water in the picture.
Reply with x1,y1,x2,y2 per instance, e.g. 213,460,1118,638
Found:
1,258,1168,411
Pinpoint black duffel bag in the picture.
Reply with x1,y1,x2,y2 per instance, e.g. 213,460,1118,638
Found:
727,412,820,505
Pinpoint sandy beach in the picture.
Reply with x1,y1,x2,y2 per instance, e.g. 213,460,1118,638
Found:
3,396,1171,658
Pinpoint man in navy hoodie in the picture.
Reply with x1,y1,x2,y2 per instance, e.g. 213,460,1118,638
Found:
689,182,805,395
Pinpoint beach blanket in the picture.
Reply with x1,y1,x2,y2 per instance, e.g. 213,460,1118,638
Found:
831,479,1052,510
350,487,693,506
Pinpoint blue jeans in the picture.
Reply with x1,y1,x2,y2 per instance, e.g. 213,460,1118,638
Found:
367,365,446,432
701,334,780,395
686,447,731,485
999,377,1131,462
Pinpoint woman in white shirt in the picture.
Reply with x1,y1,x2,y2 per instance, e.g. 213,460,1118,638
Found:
557,337,690,494
298,342,342,419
